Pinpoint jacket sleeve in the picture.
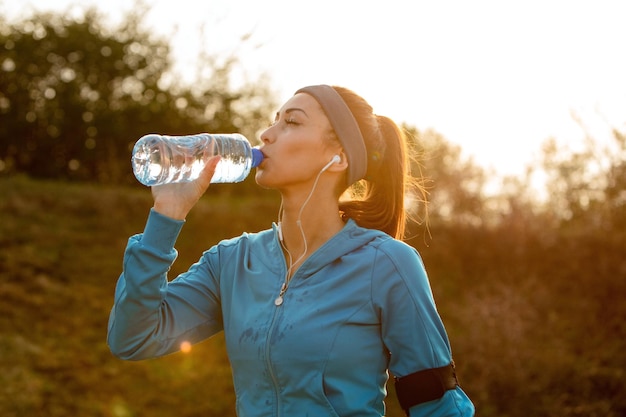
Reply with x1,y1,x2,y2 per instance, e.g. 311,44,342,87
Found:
373,239,475,416
107,209,224,360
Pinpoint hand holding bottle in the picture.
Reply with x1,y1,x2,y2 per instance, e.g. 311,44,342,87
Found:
151,155,220,220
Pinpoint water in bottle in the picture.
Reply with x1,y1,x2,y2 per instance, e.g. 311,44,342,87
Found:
131,133,264,186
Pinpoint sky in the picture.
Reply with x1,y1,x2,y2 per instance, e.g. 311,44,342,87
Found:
4,0,626,178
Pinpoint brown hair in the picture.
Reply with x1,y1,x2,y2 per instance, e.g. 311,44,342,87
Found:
331,86,426,240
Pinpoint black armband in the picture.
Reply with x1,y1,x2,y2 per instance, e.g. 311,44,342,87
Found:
394,362,459,415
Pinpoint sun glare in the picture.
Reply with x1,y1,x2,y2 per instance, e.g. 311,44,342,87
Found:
180,341,192,353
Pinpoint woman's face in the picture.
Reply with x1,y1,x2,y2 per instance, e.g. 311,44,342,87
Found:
255,93,341,190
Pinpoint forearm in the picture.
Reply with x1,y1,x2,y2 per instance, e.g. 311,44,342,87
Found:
107,209,184,360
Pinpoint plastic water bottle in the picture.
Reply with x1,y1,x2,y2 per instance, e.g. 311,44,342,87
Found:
131,133,264,186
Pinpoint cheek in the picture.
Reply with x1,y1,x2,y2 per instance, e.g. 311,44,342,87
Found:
282,153,322,177
254,155,319,188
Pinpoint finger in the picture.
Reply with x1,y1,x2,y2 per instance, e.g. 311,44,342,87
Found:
197,155,221,187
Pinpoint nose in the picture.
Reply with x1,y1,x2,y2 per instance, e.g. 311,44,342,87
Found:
260,124,276,145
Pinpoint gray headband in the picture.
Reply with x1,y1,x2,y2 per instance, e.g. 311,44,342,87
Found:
295,85,367,185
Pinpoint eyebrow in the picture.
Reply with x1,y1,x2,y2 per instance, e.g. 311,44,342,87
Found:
275,107,309,119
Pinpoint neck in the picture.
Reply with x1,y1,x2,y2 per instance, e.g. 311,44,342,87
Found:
278,188,344,270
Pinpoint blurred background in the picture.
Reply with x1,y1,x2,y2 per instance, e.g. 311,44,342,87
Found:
0,0,624,416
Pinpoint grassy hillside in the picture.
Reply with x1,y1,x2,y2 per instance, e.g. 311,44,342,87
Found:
0,177,279,417
1,176,624,416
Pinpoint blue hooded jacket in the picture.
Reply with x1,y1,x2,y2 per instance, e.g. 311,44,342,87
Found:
108,209,474,416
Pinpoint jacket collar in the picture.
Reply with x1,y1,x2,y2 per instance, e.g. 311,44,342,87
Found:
268,219,388,277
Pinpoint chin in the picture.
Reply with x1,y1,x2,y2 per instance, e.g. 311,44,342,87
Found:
254,170,274,190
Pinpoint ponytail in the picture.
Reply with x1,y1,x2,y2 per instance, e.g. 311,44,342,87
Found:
333,87,426,240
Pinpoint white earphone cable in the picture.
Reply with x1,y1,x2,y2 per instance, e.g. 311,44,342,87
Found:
275,156,338,304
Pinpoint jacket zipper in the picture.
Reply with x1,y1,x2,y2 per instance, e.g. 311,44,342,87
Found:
264,267,290,416
265,303,281,416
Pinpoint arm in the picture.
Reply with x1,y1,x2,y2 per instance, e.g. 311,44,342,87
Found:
374,240,475,416
106,209,223,360
107,157,222,360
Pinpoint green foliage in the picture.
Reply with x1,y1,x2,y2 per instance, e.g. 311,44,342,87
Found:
0,6,276,185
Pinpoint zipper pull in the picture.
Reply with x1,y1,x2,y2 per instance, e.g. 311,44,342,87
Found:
274,283,287,306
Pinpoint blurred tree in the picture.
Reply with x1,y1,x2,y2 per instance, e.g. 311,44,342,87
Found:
604,129,626,231
0,5,276,184
538,128,626,231
405,126,488,228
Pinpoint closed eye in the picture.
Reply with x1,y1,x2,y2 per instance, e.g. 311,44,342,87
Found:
268,117,299,127
270,107,307,127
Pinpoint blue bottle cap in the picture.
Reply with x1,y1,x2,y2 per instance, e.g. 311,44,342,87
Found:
251,148,264,168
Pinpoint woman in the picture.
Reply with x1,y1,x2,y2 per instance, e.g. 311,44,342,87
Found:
107,85,475,416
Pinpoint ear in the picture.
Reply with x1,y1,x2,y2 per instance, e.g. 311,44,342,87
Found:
326,151,348,173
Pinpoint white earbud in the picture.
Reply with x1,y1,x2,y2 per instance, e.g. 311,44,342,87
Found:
320,155,341,173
